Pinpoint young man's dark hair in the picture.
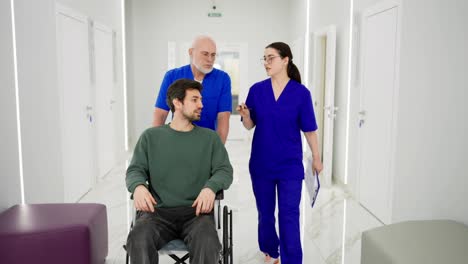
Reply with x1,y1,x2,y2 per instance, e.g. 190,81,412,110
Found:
166,78,203,113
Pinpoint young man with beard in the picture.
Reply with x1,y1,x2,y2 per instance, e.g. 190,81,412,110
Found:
126,79,233,264
153,35,232,144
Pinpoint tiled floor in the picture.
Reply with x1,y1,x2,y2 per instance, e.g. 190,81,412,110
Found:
80,138,382,264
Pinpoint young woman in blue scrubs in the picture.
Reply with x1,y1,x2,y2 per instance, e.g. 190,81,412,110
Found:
237,42,323,264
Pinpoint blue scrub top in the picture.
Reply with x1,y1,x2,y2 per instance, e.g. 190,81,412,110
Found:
246,79,317,179
155,64,232,130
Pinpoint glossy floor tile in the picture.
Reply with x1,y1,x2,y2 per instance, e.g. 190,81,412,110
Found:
80,138,382,264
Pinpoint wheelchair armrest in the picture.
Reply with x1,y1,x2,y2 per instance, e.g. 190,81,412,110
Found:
215,190,224,200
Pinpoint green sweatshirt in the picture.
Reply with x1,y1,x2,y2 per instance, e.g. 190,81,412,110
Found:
126,124,233,208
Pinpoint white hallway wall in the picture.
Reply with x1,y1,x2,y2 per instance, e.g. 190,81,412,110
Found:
15,0,63,203
304,0,468,225
392,0,468,224
288,0,307,78
347,0,468,225
8,0,125,204
126,0,292,147
0,0,22,211
290,0,307,43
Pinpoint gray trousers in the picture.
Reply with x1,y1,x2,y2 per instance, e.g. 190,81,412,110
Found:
126,206,221,264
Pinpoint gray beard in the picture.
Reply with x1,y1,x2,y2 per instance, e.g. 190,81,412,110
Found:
193,61,213,75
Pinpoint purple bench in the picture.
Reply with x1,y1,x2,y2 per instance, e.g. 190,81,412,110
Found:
0,203,108,264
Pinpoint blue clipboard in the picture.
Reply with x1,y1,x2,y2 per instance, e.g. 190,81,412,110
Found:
305,170,320,208
311,172,320,208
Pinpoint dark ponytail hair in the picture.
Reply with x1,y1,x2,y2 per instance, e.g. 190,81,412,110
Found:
266,42,301,84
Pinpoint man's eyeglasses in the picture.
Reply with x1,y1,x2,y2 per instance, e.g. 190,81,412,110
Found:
200,51,217,59
261,56,281,64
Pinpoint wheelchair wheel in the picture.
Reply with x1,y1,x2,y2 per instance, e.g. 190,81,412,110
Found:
222,205,233,264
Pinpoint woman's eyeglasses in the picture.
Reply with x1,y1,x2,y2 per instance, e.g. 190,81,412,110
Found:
260,56,281,64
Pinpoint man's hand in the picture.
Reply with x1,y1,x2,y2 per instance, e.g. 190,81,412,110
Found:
133,185,157,212
192,188,216,216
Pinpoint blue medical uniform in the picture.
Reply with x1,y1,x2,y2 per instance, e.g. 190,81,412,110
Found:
246,78,317,264
155,64,232,130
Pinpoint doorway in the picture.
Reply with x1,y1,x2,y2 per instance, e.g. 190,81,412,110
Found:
56,5,94,202
357,1,401,224
93,22,117,179
310,26,337,186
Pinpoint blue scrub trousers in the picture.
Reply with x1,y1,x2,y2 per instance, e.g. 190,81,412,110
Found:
251,176,303,264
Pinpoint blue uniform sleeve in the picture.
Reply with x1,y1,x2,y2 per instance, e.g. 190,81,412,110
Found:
245,85,256,124
299,89,318,132
217,73,232,113
154,71,173,110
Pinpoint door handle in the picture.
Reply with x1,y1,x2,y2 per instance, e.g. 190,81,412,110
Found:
359,119,365,127
358,110,366,127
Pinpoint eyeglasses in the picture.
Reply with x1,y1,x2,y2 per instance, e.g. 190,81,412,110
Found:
199,51,217,59
260,56,281,64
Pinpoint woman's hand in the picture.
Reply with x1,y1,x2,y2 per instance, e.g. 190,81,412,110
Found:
237,103,255,130
236,103,251,119
312,157,323,176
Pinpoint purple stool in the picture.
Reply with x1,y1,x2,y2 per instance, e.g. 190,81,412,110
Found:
0,203,108,264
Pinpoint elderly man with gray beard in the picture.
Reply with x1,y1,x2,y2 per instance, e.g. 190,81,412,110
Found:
153,35,232,144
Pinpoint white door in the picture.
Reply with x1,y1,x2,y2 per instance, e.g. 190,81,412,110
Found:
56,6,94,202
94,22,116,178
311,26,337,186
358,2,401,224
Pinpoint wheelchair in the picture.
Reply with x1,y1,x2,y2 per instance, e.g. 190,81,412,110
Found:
124,190,233,264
